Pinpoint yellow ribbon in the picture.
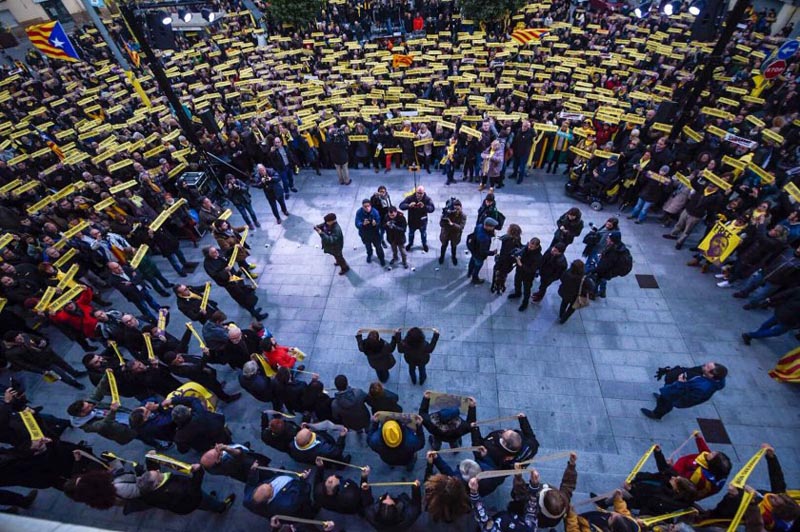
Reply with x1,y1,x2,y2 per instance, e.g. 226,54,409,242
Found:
200,282,211,312
19,409,44,441
143,333,156,361
726,489,755,532
106,368,120,404
731,448,766,488
186,322,206,349
626,444,656,484
108,340,125,365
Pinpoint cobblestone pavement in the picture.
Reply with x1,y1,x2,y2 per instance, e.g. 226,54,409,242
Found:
2,167,798,532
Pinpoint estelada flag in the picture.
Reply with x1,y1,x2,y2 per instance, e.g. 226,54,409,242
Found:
392,54,413,68
769,346,800,383
698,221,742,265
123,40,141,68
32,126,65,161
26,21,81,62
510,28,549,45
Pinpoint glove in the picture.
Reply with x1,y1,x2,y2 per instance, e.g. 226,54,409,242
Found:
654,367,671,381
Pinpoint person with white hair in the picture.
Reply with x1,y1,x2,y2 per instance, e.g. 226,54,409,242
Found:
424,449,506,497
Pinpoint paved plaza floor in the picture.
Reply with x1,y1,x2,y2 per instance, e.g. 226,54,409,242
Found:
2,167,798,531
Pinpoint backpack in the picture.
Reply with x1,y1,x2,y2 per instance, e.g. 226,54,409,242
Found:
466,231,477,254
612,246,633,278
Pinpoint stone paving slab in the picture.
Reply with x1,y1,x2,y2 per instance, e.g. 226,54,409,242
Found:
2,167,798,532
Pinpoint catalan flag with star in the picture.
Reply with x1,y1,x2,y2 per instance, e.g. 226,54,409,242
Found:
26,21,81,62
392,54,413,68
510,28,549,45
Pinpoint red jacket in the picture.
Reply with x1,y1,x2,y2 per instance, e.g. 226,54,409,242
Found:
50,288,99,338
673,436,724,499
264,345,297,369
412,16,424,31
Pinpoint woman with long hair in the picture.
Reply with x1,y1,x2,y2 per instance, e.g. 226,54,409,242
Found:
424,473,470,523
558,259,594,324
63,467,140,510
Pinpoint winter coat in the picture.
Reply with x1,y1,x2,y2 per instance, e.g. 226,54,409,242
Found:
558,271,594,303
769,286,800,329
367,421,425,466
384,213,408,245
331,387,371,431
319,222,344,255
662,182,691,214
539,251,568,285
439,210,467,243
398,330,439,366
366,389,403,415
398,192,435,229
355,207,381,242
356,332,399,371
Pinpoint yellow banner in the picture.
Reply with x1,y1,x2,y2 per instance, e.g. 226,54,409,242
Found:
626,445,656,484
186,322,206,349
49,285,84,312
703,169,732,190
682,125,703,142
640,509,698,527
726,490,754,532
109,180,138,194
19,409,44,441
130,244,149,269
93,197,116,212
106,368,120,404
56,264,79,290
699,221,743,265
34,286,57,312
732,448,767,488
143,333,156,361
785,182,800,203
52,247,78,269
200,282,211,312
109,340,125,365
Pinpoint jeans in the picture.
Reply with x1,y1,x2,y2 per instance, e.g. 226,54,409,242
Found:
278,167,294,191
468,256,485,280
747,315,789,339
166,249,187,274
630,198,654,222
511,155,527,181
408,226,427,248
145,270,171,295
234,202,259,226
585,250,601,272
408,363,427,384
363,235,385,263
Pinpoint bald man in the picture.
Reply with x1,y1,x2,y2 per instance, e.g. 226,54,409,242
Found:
399,186,435,252
287,422,350,466
244,460,314,519
106,261,163,322
200,443,271,483
221,324,261,369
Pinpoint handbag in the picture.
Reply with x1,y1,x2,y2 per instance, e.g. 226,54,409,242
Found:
573,276,590,309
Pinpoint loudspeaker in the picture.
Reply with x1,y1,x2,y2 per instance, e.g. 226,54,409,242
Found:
691,0,724,41
145,13,176,50
653,100,679,123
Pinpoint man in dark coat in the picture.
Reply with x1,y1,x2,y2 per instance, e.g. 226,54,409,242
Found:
174,284,218,324
331,375,371,432
591,232,631,298
367,415,425,470
724,225,788,286
261,414,300,453
66,372,137,445
619,445,698,515
169,395,231,453
267,137,297,196
641,362,727,419
315,213,349,275
202,246,267,320
470,413,539,469
244,461,314,519
106,261,163,322
200,443,271,483
136,463,233,514
254,164,290,224
383,207,408,268
531,242,567,302
240,360,273,402
467,217,498,284
314,457,370,514
355,199,385,266
439,198,467,265
664,178,725,249
509,120,535,183
288,423,349,465
509,238,543,311
399,186,436,252
1,331,86,389
162,350,241,402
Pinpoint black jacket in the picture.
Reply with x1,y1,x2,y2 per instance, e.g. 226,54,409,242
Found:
172,396,230,453
398,330,439,366
419,396,475,443
539,251,568,284
363,484,422,531
314,464,366,514
140,468,205,515
471,416,539,469
356,332,399,371
398,193,435,229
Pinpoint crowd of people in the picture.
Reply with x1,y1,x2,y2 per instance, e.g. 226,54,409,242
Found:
0,0,799,528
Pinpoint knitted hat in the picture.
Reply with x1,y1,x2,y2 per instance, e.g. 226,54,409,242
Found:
484,217,499,228
382,420,402,448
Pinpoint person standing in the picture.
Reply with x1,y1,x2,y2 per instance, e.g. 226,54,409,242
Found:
202,247,268,320
254,164,290,225
355,199,386,267
590,231,632,298
439,198,467,266
663,178,724,250
224,173,260,230
531,243,567,302
509,238,543,312
331,374,371,433
441,136,458,185
383,207,409,269
466,217,499,285
329,126,351,185
546,122,573,174
268,137,297,198
741,286,800,345
549,207,584,251
356,329,400,383
315,213,349,276
398,326,439,385
479,139,505,190
136,464,234,515
582,217,619,272
416,123,433,173
557,260,594,324
419,392,475,451
106,261,163,323
367,415,425,470
243,461,314,519
399,186,435,252
510,120,535,183
370,185,393,247
641,362,727,420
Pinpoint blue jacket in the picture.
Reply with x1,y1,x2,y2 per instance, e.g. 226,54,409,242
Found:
355,207,381,239
659,376,725,408
472,225,495,260
367,421,425,466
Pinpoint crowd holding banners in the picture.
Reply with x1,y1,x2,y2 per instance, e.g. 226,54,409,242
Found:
0,0,798,528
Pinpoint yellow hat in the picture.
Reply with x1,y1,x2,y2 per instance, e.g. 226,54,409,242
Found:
382,420,402,448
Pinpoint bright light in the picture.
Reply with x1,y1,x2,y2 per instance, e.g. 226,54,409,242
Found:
689,5,700,14
663,3,674,15
201,8,216,23
208,12,215,22
178,9,192,22
635,7,643,17
161,13,173,25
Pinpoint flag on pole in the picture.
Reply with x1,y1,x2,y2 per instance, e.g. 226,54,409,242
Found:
392,54,413,68
510,28,549,45
26,21,81,62
123,39,141,68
